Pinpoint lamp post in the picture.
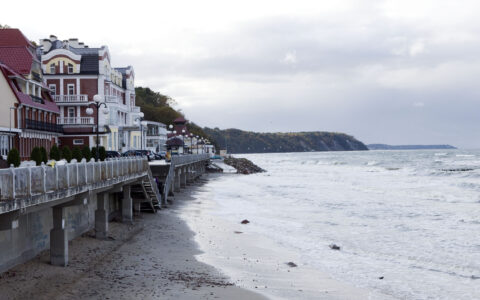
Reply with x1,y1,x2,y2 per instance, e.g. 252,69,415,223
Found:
195,135,199,154
189,133,194,154
181,129,185,154
86,94,107,161
168,124,173,133
134,112,145,150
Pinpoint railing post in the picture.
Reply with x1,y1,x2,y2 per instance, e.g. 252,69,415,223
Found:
66,163,70,188
41,163,47,193
27,166,32,197
10,165,15,199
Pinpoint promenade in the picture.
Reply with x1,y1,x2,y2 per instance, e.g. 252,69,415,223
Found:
0,154,209,273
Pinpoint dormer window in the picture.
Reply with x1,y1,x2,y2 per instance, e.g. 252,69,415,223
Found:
50,63,55,74
68,63,74,74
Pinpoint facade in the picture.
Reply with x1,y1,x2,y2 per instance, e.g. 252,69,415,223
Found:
40,36,142,152
144,121,167,152
0,29,61,160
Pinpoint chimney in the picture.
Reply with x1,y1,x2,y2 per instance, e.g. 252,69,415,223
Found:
68,38,80,48
78,42,85,48
49,35,57,42
41,39,52,52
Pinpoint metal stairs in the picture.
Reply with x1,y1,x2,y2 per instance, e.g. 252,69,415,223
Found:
131,168,162,213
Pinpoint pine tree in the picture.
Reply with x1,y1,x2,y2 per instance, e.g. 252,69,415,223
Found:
82,146,91,161
72,146,83,162
49,144,61,160
7,148,20,167
61,146,72,163
39,147,48,164
30,147,42,166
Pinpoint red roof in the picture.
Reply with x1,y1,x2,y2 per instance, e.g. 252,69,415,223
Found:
0,47,33,74
0,62,59,113
0,29,33,47
173,117,187,123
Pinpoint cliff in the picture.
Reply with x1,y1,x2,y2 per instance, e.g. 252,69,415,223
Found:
203,128,368,154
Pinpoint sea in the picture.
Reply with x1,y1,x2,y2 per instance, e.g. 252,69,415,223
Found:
183,150,480,299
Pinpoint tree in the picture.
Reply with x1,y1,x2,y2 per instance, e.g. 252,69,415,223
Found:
30,147,42,166
72,146,83,162
50,144,61,160
7,148,20,167
82,146,91,161
99,146,106,161
40,147,48,164
61,146,72,162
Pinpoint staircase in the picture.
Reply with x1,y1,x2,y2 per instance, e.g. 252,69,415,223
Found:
131,168,162,213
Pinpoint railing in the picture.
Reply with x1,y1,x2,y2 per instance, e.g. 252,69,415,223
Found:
31,72,42,82
57,117,94,125
0,157,148,204
105,95,120,103
30,95,45,104
54,95,89,103
25,119,63,133
131,106,141,113
171,154,210,167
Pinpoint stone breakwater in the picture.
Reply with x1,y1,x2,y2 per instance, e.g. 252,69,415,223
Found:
223,157,265,174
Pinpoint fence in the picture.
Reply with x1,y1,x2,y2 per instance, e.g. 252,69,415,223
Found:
0,157,148,201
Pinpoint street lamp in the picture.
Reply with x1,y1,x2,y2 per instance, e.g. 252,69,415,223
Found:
134,112,145,150
181,129,185,154
86,94,107,161
168,124,173,133
189,133,194,154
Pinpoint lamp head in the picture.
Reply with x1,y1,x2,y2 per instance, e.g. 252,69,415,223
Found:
86,107,94,115
139,112,144,118
93,94,102,103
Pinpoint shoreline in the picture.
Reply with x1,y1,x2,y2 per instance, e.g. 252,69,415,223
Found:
180,173,397,300
0,176,266,300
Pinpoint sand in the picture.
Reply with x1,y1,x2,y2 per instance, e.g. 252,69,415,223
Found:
0,178,266,300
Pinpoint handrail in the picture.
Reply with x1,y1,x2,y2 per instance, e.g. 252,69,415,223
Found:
0,157,148,202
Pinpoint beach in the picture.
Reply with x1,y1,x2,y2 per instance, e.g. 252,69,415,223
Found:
0,177,266,300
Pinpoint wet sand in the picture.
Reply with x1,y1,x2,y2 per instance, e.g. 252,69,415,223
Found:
0,178,266,300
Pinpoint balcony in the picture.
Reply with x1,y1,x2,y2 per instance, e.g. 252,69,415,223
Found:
25,119,63,133
130,106,141,113
57,117,94,125
105,95,121,104
54,94,89,103
30,95,45,104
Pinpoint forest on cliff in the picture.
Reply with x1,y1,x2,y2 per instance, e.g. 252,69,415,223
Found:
135,87,368,153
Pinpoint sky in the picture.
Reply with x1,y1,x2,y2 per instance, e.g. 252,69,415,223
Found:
4,0,480,148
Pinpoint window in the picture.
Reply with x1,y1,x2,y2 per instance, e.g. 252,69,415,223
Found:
49,84,56,96
67,64,74,74
67,107,75,124
50,63,55,74
67,84,75,95
0,135,10,157
73,139,84,145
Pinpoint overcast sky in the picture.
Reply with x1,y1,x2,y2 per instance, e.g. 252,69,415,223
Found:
4,0,480,148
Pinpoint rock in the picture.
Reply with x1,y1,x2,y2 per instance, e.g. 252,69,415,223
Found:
286,262,297,267
329,244,341,250
223,157,266,174
241,219,250,224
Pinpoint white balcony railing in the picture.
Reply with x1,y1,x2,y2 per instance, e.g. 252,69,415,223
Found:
105,95,121,103
54,94,88,103
57,117,94,125
131,106,141,113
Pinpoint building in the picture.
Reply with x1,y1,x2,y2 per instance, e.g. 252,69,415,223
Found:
144,121,167,153
40,36,142,152
0,29,61,160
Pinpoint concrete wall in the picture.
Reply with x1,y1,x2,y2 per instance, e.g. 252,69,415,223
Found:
0,192,120,273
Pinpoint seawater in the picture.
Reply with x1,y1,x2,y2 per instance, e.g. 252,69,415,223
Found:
195,150,480,299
